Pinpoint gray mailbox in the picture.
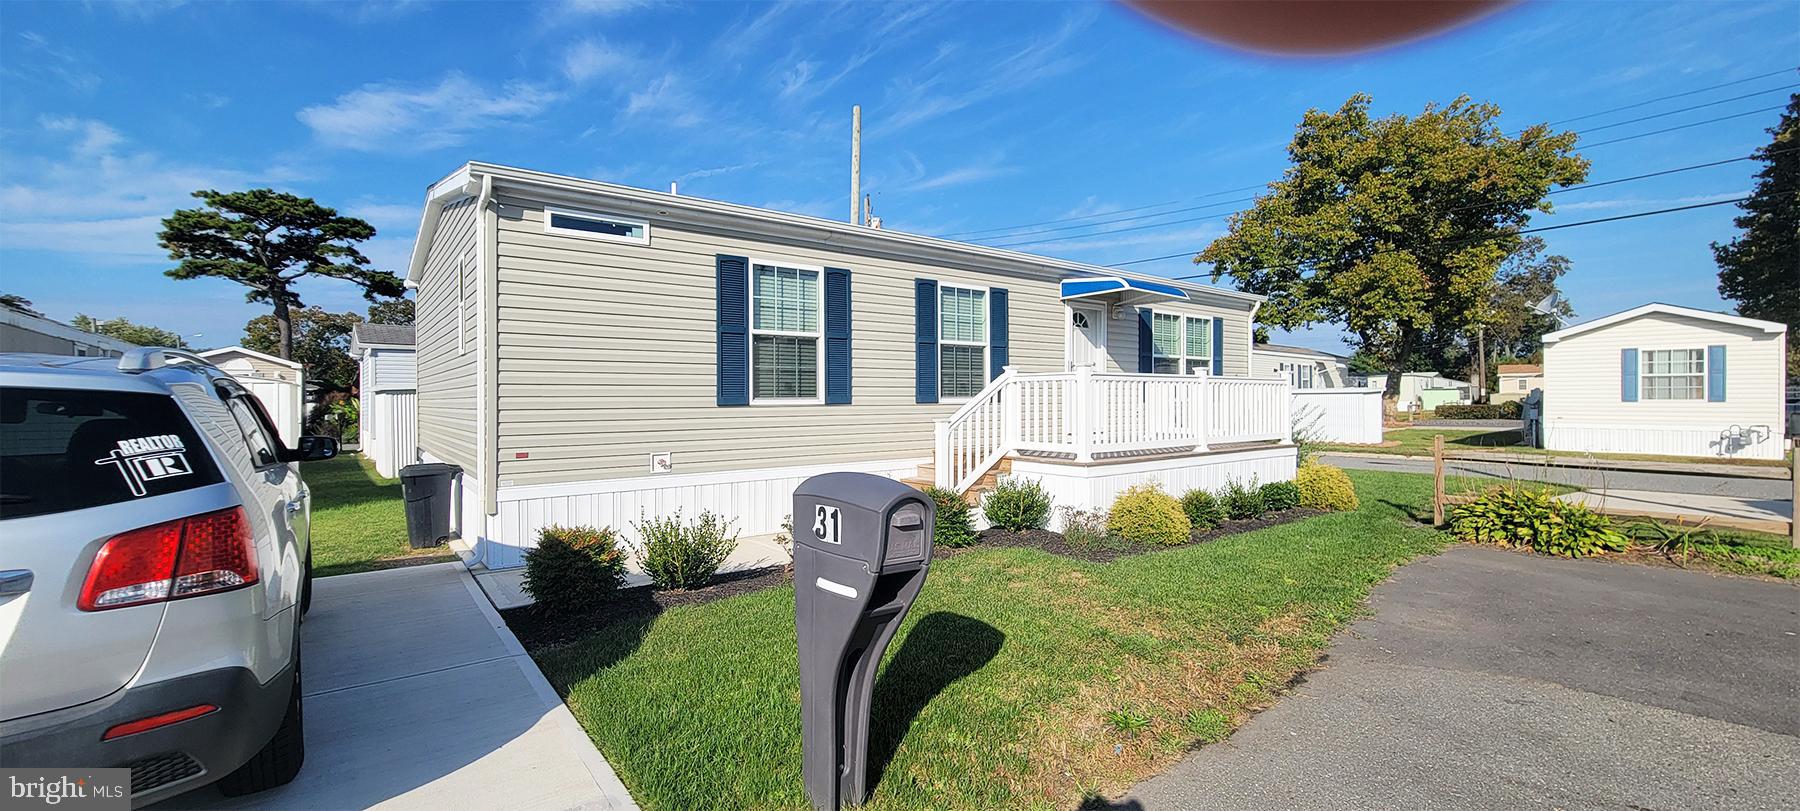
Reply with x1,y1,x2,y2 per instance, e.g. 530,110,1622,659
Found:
793,472,935,811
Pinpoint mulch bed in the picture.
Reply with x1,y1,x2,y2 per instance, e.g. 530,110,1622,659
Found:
501,566,792,652
939,507,1324,564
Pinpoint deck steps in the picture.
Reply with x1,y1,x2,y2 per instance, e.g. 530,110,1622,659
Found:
902,459,1012,505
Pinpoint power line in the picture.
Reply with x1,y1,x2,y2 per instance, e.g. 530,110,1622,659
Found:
938,183,1265,239
1543,65,1797,127
971,195,1258,246
1577,104,1789,148
1569,83,1797,135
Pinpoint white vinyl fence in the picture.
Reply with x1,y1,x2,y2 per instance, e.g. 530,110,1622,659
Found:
1291,387,1384,444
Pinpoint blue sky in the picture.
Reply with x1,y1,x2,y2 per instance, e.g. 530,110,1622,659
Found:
1,0,1795,353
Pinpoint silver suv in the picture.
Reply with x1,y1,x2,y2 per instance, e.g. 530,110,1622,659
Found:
0,349,336,805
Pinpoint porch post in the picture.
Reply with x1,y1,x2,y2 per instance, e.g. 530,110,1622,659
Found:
1073,364,1094,463
933,419,952,488
1278,379,1295,445
1000,367,1021,450
1192,371,1210,453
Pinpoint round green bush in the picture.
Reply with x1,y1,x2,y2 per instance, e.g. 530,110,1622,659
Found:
1295,462,1359,511
632,510,739,590
1220,479,1267,520
522,525,628,615
926,486,979,548
1106,484,1192,546
982,477,1053,531
1260,480,1301,511
1179,488,1227,530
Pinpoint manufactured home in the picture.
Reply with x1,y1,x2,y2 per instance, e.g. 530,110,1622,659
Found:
406,162,1296,569
198,346,304,445
1540,303,1789,460
1252,342,1354,389
1494,363,1543,403
350,323,417,478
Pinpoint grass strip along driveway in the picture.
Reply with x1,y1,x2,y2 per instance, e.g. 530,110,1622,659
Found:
530,471,1449,810
1322,427,1789,468
302,455,458,577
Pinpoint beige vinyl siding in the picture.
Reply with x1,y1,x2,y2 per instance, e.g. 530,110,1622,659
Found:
1102,301,1255,376
414,197,480,472
1543,311,1785,428
366,348,416,391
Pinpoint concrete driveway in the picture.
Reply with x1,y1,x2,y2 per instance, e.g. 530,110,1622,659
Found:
164,563,637,810
1122,546,1800,810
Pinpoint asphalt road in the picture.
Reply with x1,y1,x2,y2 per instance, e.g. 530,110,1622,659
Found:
1321,452,1793,500
1118,546,1800,811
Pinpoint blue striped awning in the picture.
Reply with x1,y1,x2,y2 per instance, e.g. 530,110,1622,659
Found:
1060,276,1189,304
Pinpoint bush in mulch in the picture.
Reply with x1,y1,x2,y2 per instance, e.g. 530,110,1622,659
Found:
521,525,629,617
502,566,791,652
950,507,1321,565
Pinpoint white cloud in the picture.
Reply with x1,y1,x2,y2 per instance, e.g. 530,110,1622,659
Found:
778,61,818,98
675,162,761,184
563,38,634,83
545,0,657,21
1553,191,1746,212
907,163,1015,192
297,73,559,152
624,74,703,128
9,31,101,93
38,116,122,156
879,8,1093,131
998,224,1226,254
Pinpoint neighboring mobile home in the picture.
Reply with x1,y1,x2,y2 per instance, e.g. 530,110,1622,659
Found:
198,346,304,445
1251,342,1354,389
350,323,417,478
1363,371,1474,411
0,307,137,358
407,163,1296,569
1540,303,1789,459
1494,363,1542,403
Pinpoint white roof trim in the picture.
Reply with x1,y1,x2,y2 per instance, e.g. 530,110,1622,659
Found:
198,345,303,369
404,162,1265,309
1542,302,1787,345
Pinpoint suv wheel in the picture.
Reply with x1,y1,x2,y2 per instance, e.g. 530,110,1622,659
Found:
217,653,305,795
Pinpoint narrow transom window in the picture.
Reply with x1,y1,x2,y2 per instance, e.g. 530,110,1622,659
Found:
1642,348,1703,400
544,205,649,245
939,286,987,399
750,263,821,402
1151,312,1211,375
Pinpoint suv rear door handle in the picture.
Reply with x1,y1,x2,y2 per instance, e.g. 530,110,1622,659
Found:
0,570,32,597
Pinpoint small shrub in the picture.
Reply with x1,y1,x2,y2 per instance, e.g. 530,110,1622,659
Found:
1433,401,1523,420
522,525,628,615
1220,479,1267,521
925,486,978,548
1450,487,1627,558
1179,488,1227,531
1184,708,1232,744
1107,484,1191,546
1059,507,1121,551
1104,708,1154,736
633,510,739,590
1259,480,1301,512
982,477,1053,531
1294,462,1359,511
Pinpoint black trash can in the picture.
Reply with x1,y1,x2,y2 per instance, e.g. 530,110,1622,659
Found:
399,462,460,549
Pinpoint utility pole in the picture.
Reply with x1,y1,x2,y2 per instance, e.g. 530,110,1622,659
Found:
850,105,862,225
1476,326,1487,404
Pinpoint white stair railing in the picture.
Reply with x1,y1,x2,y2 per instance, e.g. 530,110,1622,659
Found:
933,368,1019,492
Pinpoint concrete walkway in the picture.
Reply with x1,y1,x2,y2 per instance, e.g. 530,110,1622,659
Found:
1119,546,1800,810
1559,488,1793,534
166,563,637,810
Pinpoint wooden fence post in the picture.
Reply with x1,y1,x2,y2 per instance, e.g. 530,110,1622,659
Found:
1432,433,1446,526
1790,449,1797,549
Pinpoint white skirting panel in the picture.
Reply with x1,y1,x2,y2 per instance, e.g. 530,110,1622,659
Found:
1010,446,1298,531
481,457,929,570
1291,388,1383,444
362,390,417,478
1545,421,1785,460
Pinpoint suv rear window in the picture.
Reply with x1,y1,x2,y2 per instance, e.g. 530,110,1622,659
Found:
0,387,225,520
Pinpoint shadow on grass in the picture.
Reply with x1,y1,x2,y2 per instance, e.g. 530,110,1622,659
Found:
1447,429,1523,448
301,457,407,511
867,611,1005,793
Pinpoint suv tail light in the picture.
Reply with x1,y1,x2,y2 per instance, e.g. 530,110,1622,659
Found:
79,507,258,611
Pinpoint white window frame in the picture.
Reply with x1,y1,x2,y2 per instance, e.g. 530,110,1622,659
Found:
543,204,651,246
1148,310,1212,376
1279,362,1315,389
747,257,825,406
937,282,990,403
1640,347,1705,401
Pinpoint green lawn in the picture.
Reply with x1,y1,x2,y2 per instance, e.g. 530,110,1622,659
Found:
302,455,457,577
532,471,1449,810
1320,427,1790,468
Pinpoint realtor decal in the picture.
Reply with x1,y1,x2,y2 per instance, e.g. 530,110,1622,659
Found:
93,434,193,497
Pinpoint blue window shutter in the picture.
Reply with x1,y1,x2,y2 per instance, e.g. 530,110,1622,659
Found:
1620,348,1638,402
824,267,852,404
1211,318,1224,374
915,279,938,403
1707,344,1726,402
989,288,1009,379
1137,310,1153,373
716,255,749,406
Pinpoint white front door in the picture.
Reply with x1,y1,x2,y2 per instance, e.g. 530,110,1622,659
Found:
1066,305,1106,371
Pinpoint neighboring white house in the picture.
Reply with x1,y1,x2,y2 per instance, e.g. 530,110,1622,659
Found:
0,307,138,358
406,162,1298,569
1364,372,1473,411
1494,363,1543,403
1251,342,1354,389
199,346,305,446
350,323,418,478
1541,303,1789,460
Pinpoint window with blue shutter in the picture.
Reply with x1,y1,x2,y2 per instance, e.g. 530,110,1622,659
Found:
1620,348,1638,402
1211,317,1224,375
1137,310,1153,373
914,279,938,403
989,288,1009,379
824,268,852,404
1707,344,1726,402
716,255,749,406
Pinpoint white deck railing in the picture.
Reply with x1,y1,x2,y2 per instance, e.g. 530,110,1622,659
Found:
933,366,1292,492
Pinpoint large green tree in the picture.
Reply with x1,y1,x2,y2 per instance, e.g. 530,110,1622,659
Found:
1199,94,1589,396
243,307,363,393
0,293,42,317
366,298,414,325
70,314,187,348
1712,94,1797,343
159,189,403,360
1413,235,1575,391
